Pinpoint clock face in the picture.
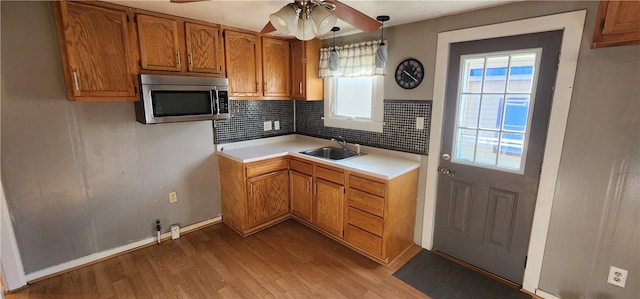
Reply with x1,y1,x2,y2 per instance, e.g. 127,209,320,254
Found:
395,58,424,90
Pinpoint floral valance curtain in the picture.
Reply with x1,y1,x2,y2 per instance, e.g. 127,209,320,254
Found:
319,40,387,78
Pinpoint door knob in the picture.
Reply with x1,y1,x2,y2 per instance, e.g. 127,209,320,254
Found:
441,153,451,161
438,167,455,177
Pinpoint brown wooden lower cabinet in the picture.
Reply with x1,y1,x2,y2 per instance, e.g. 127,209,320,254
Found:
219,154,419,264
218,156,290,236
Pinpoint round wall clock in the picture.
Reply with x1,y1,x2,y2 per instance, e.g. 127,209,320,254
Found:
395,58,424,89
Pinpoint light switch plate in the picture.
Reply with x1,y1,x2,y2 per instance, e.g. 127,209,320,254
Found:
274,121,280,130
263,121,272,131
416,117,425,130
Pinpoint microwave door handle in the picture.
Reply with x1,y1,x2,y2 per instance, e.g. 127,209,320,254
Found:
213,89,220,115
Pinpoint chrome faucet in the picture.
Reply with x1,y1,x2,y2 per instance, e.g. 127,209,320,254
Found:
331,136,348,151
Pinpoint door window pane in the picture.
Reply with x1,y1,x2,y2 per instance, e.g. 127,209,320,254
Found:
461,58,485,93
476,130,499,166
483,56,509,93
458,95,481,128
479,95,503,130
498,132,525,170
452,49,540,174
454,129,477,163
507,53,536,93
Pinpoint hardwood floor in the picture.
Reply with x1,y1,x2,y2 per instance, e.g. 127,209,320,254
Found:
7,220,429,298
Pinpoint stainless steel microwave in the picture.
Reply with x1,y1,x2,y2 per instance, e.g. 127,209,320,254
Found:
135,74,230,124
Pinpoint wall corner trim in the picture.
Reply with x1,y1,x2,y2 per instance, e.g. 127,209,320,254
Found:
24,216,222,284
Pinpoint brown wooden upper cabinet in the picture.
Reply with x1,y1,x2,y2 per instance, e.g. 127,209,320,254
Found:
135,12,223,75
592,0,640,48
224,29,262,97
291,39,323,100
262,37,291,97
224,29,293,99
52,1,138,101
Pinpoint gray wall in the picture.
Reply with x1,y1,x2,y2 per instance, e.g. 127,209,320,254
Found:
328,1,639,298
1,1,221,274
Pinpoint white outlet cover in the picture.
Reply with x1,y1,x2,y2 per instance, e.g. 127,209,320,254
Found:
416,117,425,130
274,120,280,130
263,121,272,131
607,266,628,288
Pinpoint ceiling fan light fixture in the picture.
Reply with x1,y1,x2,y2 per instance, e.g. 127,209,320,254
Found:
311,5,337,35
269,4,297,33
295,18,315,41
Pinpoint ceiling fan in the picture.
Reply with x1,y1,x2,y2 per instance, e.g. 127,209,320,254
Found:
170,0,382,40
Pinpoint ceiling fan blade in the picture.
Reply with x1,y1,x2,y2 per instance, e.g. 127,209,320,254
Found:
325,0,381,32
261,22,277,34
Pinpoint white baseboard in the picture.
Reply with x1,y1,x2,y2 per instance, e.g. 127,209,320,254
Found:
25,216,222,283
536,288,561,299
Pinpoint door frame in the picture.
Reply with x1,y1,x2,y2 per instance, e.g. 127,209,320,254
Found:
422,10,586,295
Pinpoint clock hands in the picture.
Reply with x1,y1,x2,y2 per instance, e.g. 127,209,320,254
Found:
402,70,418,82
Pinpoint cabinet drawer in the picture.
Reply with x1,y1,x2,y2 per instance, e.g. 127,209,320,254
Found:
349,174,386,197
345,224,382,257
347,188,384,217
315,165,345,185
245,158,288,177
348,207,383,236
289,159,312,175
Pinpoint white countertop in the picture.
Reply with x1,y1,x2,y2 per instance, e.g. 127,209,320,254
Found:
216,135,422,180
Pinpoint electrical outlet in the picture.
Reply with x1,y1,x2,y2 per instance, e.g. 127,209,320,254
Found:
169,191,178,203
263,121,272,131
416,117,425,130
607,266,628,288
274,120,280,130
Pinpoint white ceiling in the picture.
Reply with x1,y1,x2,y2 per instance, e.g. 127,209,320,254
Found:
105,0,517,38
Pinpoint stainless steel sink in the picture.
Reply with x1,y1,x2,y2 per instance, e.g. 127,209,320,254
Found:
300,146,363,160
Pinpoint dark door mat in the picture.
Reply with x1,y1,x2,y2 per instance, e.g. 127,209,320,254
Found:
393,250,531,299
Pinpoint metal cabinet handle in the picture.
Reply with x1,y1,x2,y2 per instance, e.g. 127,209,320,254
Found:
72,71,79,91
314,182,317,194
188,52,193,67
249,183,253,196
299,82,303,94
177,51,181,66
306,179,310,192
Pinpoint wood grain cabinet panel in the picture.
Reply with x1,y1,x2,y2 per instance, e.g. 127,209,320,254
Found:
224,30,261,97
262,37,291,97
291,39,323,100
315,178,345,238
290,170,313,223
136,14,182,71
185,22,222,74
218,156,289,236
53,1,137,101
247,170,290,228
592,0,640,48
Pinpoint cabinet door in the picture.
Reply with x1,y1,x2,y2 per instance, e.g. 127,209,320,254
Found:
315,178,344,238
225,30,261,97
185,22,222,74
592,0,640,48
246,170,289,229
262,37,291,97
55,1,136,100
290,171,313,223
136,14,182,71
290,40,306,98
291,39,323,100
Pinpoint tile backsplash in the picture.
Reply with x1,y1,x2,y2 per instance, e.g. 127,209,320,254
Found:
213,99,431,155
213,100,294,144
295,100,431,154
